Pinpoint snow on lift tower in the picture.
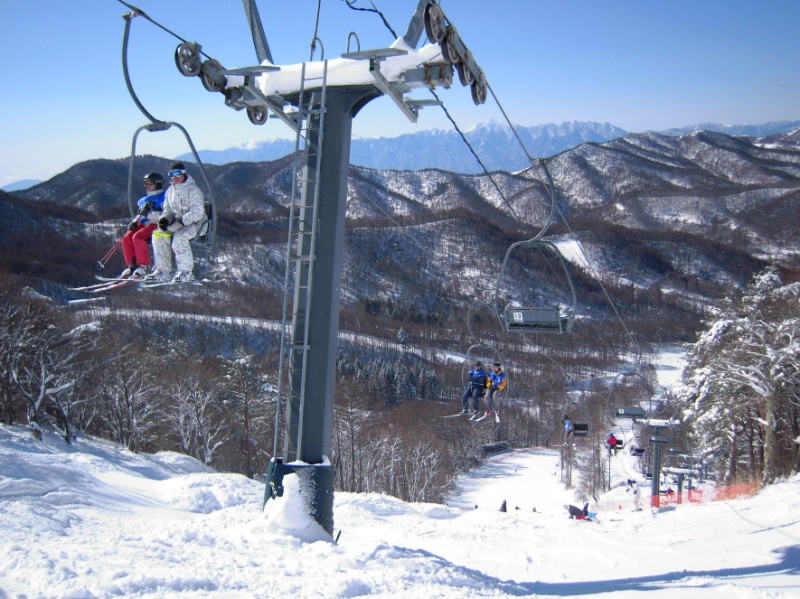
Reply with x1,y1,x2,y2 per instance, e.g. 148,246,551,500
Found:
172,0,488,129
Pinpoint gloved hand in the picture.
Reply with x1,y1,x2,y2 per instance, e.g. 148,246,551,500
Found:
128,221,139,231
158,217,171,231
138,201,154,216
144,201,155,211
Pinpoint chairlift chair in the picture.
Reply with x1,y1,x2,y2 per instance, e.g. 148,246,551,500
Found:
495,239,577,335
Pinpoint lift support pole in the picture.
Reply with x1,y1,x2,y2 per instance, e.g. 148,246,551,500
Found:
267,86,380,537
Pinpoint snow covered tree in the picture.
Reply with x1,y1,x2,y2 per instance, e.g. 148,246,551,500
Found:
167,373,228,467
94,346,162,452
681,268,800,484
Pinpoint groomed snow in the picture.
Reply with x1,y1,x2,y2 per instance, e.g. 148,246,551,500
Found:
1,420,798,598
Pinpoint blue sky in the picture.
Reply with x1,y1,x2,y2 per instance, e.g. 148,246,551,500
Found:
1,0,799,185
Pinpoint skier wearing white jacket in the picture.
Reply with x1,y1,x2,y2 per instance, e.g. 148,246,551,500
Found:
149,162,207,283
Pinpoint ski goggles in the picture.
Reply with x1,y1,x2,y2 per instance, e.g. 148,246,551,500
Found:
168,169,186,178
143,179,157,186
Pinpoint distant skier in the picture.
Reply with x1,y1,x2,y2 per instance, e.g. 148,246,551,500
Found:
627,479,642,511
485,362,507,416
461,361,489,415
566,503,590,520
119,172,166,279
606,433,621,451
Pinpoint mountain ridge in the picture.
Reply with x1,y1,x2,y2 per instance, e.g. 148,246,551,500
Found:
177,119,800,173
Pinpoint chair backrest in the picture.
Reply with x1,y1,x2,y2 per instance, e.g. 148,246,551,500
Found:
191,203,214,245
504,307,571,333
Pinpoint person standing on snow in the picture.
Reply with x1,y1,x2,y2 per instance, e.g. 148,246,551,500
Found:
485,362,507,415
119,172,166,279
461,361,489,415
149,162,207,283
627,479,642,511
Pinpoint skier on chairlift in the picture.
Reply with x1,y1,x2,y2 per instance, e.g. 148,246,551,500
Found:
120,172,166,279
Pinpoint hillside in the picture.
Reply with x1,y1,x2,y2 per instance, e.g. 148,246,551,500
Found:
1,128,798,454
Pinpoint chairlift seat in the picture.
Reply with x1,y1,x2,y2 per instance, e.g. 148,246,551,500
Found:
191,203,214,245
572,422,589,437
503,307,572,334
612,406,646,419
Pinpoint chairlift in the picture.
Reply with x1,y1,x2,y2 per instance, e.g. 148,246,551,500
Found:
121,10,217,247
561,402,589,439
461,343,509,398
606,371,651,422
494,239,577,334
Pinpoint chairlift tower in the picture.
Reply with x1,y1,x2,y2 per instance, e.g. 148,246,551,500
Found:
170,0,487,537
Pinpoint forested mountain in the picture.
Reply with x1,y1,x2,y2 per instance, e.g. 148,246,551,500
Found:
2,128,798,495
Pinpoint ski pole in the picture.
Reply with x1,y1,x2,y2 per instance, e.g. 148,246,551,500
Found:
97,238,123,270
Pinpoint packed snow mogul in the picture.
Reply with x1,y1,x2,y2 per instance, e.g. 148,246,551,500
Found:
119,172,166,279
150,162,207,283
461,361,489,416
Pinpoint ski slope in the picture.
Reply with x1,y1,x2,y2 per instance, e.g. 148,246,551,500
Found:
1,422,798,598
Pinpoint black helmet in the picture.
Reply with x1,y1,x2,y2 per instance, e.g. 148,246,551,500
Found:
143,172,164,190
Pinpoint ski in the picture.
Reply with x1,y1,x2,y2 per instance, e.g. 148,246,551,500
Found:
70,275,145,292
472,411,501,423
86,279,139,293
69,281,120,291
443,411,471,419
139,279,204,290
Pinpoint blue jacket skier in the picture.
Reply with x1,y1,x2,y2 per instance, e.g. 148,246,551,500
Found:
461,361,489,414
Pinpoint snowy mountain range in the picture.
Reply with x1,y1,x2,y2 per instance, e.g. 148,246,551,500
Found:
178,119,800,173
5,126,799,361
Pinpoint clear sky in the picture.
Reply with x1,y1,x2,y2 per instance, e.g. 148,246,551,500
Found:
2,0,799,185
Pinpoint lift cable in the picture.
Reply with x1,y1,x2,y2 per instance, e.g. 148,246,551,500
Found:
310,0,324,60
116,0,217,61
343,0,399,39
483,74,641,358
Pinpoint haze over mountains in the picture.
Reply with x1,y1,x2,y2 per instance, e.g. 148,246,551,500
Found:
177,119,800,174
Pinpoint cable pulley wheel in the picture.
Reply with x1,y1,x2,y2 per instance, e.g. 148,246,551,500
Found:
174,42,202,77
424,4,447,45
471,68,487,105
457,61,474,86
201,59,225,93
247,105,267,125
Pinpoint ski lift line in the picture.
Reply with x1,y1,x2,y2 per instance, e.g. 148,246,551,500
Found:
121,13,162,125
116,1,216,61
482,71,640,354
427,88,522,223
310,0,323,61
343,0,521,222
343,0,399,39
549,203,641,360
120,8,218,243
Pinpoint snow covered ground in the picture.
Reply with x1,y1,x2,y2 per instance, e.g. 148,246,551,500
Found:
1,420,798,598
1,347,798,598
